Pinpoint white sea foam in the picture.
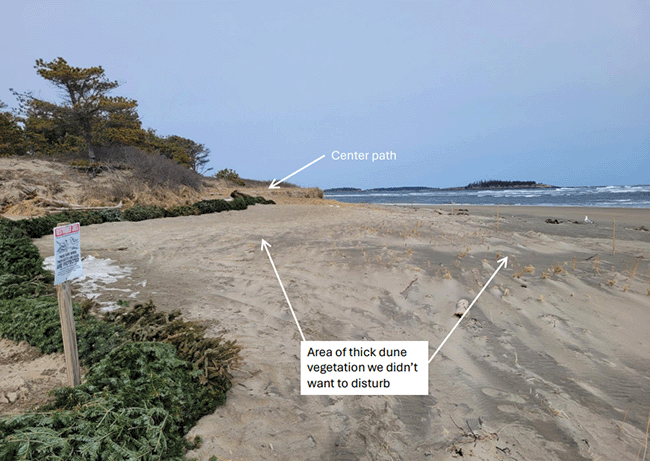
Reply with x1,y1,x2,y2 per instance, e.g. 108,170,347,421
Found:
326,184,650,208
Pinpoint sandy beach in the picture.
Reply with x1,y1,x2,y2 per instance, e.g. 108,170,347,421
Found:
27,202,650,460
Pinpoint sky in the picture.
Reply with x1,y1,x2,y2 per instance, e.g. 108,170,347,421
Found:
2,1,649,189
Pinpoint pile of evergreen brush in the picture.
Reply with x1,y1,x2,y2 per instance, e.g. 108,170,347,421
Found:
1,190,275,238
0,193,255,459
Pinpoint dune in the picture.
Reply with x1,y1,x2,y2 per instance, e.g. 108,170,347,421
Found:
29,202,650,460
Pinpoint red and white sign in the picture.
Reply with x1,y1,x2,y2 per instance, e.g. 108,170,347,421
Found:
54,223,80,238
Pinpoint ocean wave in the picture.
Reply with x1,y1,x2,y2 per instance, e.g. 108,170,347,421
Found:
326,184,650,208
595,185,650,194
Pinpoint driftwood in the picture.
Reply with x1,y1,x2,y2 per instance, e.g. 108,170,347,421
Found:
36,197,123,213
400,275,418,297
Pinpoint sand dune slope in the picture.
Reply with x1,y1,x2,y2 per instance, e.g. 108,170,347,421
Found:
33,204,650,460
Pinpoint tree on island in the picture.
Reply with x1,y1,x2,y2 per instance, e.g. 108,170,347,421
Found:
13,57,140,159
465,180,538,189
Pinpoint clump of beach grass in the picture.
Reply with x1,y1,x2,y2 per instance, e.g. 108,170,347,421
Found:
513,265,535,279
592,256,601,275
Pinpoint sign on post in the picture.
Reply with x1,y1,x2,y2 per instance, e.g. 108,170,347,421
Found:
54,223,83,285
53,222,82,387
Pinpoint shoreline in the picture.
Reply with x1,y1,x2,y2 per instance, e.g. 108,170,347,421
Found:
397,203,650,227
386,203,650,243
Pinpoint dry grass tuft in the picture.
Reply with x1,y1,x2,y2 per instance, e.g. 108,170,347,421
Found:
513,265,535,279
80,177,203,208
592,256,601,274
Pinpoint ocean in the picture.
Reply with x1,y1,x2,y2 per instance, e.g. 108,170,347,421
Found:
324,185,650,208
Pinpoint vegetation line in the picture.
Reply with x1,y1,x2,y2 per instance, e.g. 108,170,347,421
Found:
0,194,271,460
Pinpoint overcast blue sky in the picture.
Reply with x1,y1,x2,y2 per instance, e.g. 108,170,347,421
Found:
2,1,649,189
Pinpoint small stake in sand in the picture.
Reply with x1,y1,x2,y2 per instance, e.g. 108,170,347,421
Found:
54,222,82,387
497,205,499,231
613,218,616,255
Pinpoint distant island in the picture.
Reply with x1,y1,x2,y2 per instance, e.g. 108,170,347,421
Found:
324,180,556,194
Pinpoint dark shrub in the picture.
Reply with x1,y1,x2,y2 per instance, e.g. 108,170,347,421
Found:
123,205,166,221
0,236,48,278
97,208,124,222
164,205,200,218
229,197,247,210
194,199,232,214
95,145,203,191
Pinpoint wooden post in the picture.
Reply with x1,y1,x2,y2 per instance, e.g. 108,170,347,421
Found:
56,281,81,386
497,205,499,231
56,222,81,387
613,218,616,255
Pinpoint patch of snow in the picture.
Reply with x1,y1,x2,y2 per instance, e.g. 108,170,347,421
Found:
43,255,136,311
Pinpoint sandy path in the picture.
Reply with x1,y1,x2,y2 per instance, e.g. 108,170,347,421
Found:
33,203,650,460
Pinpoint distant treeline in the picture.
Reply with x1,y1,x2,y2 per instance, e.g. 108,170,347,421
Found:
465,180,538,189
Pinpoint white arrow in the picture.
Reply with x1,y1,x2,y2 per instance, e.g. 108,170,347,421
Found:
261,239,306,341
269,155,326,189
429,257,508,363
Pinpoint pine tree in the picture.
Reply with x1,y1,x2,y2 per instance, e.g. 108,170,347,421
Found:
13,58,140,159
0,100,27,156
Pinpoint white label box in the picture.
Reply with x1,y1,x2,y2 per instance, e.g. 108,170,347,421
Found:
301,341,428,395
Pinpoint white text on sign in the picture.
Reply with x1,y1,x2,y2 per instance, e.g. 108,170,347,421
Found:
331,151,397,162
301,341,428,395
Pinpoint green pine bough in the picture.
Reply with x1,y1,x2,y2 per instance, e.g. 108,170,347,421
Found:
0,194,254,459
0,342,218,460
0,191,275,238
